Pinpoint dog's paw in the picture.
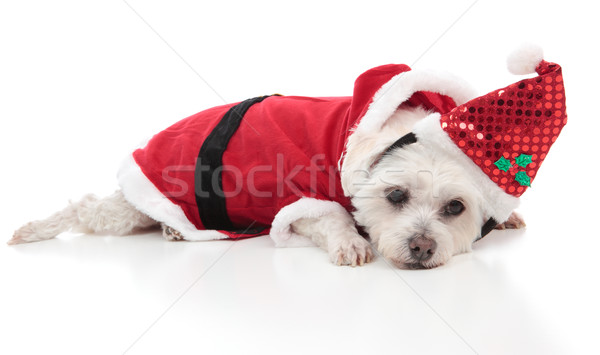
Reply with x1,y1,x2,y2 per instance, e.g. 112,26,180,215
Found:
161,223,185,241
496,212,526,230
330,236,373,267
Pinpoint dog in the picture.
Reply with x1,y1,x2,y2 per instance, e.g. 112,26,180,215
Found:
10,55,557,270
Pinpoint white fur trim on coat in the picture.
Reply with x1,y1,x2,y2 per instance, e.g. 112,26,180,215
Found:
353,68,478,135
117,154,229,241
270,197,348,247
412,113,519,223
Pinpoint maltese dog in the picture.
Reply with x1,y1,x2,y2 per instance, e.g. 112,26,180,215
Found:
11,45,566,270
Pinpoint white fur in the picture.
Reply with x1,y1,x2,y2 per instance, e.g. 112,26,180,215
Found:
506,43,544,75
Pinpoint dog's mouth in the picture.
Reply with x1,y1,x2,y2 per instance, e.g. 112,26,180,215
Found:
406,263,429,270
390,259,439,270
382,243,446,270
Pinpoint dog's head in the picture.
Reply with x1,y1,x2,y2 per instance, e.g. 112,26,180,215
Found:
343,107,491,269
341,49,566,269
350,141,486,269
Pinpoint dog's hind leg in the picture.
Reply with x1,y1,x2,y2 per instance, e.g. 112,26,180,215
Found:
9,190,157,245
160,223,185,241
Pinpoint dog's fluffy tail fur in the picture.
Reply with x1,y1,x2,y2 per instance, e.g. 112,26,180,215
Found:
8,191,157,245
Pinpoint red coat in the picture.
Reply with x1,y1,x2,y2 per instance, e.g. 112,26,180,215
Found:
118,64,462,242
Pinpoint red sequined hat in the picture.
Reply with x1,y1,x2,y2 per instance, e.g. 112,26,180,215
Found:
413,45,567,224
441,53,566,197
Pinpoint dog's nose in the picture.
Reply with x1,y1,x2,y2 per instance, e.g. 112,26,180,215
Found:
409,236,437,262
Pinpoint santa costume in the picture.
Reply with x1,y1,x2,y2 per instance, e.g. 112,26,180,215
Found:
117,45,566,246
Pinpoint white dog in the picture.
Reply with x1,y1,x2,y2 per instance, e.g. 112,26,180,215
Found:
11,46,565,270
8,106,524,270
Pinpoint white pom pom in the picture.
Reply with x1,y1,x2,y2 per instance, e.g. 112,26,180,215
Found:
506,43,544,75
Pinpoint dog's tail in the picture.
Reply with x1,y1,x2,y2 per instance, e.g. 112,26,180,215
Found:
8,191,157,245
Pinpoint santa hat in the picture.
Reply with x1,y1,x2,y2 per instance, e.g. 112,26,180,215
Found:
409,44,567,231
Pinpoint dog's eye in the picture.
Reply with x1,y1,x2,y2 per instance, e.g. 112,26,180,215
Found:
386,189,408,205
444,200,465,216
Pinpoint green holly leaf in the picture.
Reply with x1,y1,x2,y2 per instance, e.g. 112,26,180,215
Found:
515,154,533,168
515,171,531,187
494,157,512,172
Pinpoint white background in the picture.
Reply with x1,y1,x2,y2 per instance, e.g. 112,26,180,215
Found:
1,1,598,354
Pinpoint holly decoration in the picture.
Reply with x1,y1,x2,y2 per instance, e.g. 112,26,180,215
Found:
494,154,533,187
494,157,512,172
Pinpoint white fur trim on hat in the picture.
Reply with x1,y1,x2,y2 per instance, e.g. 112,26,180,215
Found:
118,154,229,241
270,197,348,247
412,113,519,223
507,43,544,75
353,68,478,135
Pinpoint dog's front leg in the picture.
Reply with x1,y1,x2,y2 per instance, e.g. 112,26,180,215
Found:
495,211,526,230
291,211,373,266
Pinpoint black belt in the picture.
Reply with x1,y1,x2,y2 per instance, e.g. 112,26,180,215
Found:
194,95,276,233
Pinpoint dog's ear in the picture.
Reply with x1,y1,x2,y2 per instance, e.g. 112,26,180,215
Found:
340,107,429,197
367,132,418,171
340,128,403,197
